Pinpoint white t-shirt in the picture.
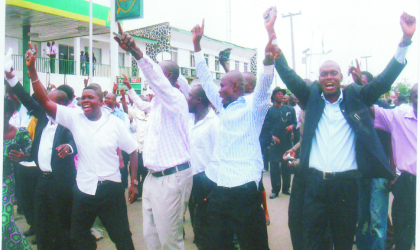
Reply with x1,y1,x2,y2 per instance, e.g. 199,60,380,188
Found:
55,105,137,195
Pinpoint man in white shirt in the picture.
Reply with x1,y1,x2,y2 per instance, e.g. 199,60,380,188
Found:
24,43,139,250
115,23,192,250
49,41,58,73
191,18,275,249
187,84,219,249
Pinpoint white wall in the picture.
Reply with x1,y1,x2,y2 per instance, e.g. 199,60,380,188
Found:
5,37,19,55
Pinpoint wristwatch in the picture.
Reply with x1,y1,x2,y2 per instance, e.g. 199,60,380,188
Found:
131,179,139,186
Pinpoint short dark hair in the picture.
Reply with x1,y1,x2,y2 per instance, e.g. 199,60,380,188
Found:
4,97,15,115
195,85,210,107
84,84,103,99
361,71,374,83
57,85,74,101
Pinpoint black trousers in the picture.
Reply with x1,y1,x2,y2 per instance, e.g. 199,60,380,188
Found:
192,172,213,250
137,152,148,197
289,173,333,250
303,171,358,250
293,127,300,145
262,148,269,171
17,165,39,226
270,161,291,194
207,181,269,250
50,54,56,73
70,182,134,250
35,175,73,250
392,172,416,250
121,151,130,188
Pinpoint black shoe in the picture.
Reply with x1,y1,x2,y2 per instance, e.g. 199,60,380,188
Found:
23,227,35,237
282,191,291,195
269,193,279,199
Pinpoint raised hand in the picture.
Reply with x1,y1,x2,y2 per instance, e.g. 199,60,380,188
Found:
348,59,362,85
84,77,89,87
120,87,126,95
400,12,416,42
114,21,143,60
113,82,118,94
191,19,205,52
25,42,38,70
264,33,281,65
122,74,132,89
264,6,277,37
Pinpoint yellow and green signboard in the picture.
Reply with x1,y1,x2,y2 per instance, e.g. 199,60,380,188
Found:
116,0,143,21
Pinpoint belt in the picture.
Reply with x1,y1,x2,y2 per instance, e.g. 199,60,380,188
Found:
219,181,256,189
309,168,362,180
97,180,112,186
151,162,190,177
401,172,416,182
42,172,53,178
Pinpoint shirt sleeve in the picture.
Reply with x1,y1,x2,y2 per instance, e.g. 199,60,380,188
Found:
55,104,79,132
252,66,274,124
137,55,185,114
374,105,394,133
127,88,152,113
116,118,138,154
395,45,409,64
195,51,223,111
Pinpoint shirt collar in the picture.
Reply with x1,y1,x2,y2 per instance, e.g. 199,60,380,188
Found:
321,90,343,105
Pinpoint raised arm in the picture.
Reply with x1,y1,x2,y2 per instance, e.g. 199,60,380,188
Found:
25,42,58,119
192,19,223,111
121,74,151,113
114,22,184,114
120,88,129,114
252,33,277,122
218,49,232,73
4,72,44,119
263,7,311,106
359,12,415,107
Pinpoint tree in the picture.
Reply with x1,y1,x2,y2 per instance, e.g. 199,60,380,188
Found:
392,82,412,96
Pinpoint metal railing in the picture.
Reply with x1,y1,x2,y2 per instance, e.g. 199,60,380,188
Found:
12,54,76,75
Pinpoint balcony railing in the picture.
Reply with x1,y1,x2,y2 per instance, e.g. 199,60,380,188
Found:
180,66,224,80
12,54,76,75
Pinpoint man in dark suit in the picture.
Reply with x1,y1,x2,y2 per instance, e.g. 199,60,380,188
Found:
263,8,415,250
4,72,77,250
261,87,296,198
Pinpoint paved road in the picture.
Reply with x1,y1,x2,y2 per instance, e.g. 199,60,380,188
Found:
15,171,372,249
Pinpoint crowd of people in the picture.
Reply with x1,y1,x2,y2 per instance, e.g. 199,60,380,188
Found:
2,6,417,250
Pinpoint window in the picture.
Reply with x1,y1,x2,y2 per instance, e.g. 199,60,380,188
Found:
204,54,209,65
215,56,220,71
190,51,195,68
244,63,248,72
118,53,125,67
235,61,239,71
171,47,178,63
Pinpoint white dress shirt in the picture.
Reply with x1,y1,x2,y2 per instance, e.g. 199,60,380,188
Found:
293,105,302,129
189,109,219,175
309,91,357,172
55,105,137,195
128,104,149,152
195,50,274,188
38,118,58,172
50,44,58,55
127,55,190,171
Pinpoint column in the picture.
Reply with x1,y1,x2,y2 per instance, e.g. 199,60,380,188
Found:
74,37,81,76
22,24,30,92
110,0,119,84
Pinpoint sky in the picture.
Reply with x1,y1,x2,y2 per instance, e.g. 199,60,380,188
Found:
97,0,420,89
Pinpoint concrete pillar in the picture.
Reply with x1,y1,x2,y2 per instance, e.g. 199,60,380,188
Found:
22,24,30,92
110,0,119,84
74,37,81,76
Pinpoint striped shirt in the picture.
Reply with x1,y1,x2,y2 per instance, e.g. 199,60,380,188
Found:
128,55,190,171
195,51,274,187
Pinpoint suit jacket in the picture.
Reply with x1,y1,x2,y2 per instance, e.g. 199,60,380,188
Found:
274,53,405,180
12,82,77,192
